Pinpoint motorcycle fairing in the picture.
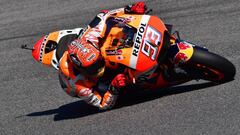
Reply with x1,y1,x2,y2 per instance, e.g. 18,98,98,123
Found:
32,28,83,69
101,15,168,72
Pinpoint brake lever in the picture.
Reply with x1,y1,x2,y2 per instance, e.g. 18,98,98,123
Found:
21,44,34,51
145,9,153,14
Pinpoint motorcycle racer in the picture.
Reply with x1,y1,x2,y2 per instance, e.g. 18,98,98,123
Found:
59,2,147,110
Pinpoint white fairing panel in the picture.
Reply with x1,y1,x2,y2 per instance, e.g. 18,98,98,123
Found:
51,28,83,70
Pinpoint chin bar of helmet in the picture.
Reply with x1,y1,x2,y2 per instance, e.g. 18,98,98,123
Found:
21,44,34,51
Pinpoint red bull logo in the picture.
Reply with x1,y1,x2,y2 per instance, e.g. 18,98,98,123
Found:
173,42,193,64
174,52,188,64
178,42,191,50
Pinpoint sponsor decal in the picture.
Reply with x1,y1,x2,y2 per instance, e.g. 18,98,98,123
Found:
105,49,122,55
132,23,146,57
71,40,82,48
173,42,193,64
177,42,191,50
87,53,96,61
70,40,87,52
174,52,188,64
69,40,91,57
78,88,92,97
129,15,150,69
115,16,135,24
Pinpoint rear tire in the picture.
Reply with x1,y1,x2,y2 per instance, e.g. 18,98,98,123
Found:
185,47,236,82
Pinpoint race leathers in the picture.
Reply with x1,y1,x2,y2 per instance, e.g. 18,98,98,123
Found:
59,4,145,110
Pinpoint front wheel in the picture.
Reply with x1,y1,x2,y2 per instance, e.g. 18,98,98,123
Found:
184,47,236,82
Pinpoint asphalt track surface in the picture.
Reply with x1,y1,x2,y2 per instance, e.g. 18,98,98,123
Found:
0,0,240,134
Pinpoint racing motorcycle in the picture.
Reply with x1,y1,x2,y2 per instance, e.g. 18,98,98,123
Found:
22,14,236,90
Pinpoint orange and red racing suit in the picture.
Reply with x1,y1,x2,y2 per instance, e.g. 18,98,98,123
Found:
59,51,118,109
58,3,145,110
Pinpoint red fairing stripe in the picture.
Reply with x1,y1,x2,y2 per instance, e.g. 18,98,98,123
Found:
32,35,48,62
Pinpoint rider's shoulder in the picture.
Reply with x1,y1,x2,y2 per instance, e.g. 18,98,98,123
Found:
59,51,73,77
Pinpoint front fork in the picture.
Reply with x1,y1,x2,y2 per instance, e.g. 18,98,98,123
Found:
168,41,194,65
162,40,207,82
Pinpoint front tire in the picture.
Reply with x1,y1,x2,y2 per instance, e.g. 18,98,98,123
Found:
186,47,236,82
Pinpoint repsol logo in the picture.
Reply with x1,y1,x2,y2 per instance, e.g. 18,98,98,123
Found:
132,23,146,57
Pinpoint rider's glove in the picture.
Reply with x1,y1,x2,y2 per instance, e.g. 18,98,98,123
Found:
125,2,147,14
109,74,127,94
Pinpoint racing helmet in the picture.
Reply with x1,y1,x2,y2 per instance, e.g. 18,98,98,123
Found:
67,39,105,77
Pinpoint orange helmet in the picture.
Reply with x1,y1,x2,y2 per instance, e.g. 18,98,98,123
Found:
67,39,105,77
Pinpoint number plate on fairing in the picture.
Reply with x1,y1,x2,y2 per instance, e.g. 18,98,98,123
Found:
130,16,167,72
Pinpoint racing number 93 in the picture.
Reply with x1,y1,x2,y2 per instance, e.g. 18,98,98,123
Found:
141,26,162,61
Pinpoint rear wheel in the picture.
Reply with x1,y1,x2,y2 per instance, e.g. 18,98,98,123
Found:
184,47,236,82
